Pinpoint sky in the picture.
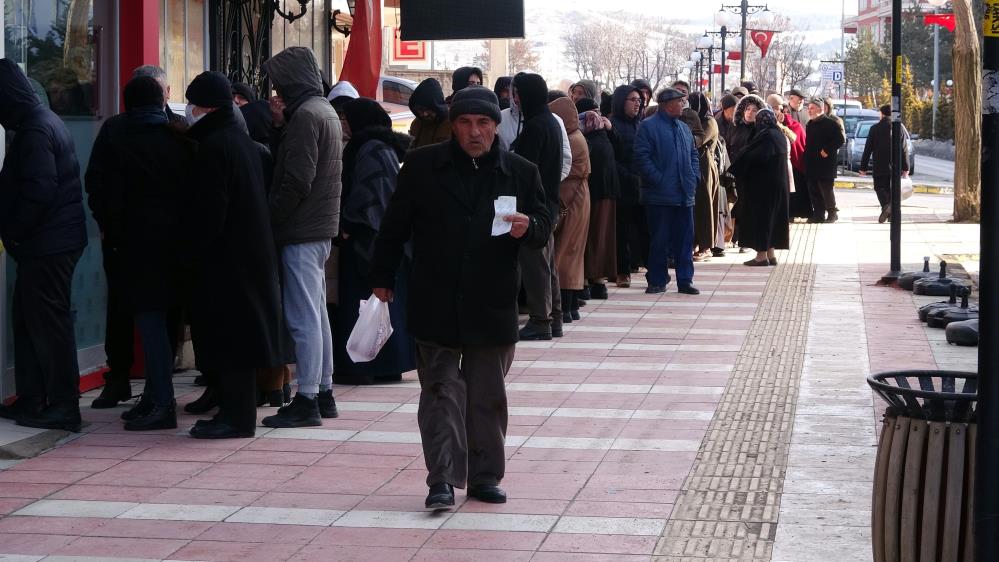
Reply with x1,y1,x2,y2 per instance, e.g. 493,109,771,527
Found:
527,0,859,20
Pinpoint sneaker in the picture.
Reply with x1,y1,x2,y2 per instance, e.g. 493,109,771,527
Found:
262,394,322,428
317,389,339,419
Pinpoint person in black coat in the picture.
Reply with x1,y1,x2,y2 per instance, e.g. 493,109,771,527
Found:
804,97,846,223
0,59,88,431
444,66,484,104
370,87,551,510
609,84,647,285
183,72,285,439
576,98,619,297
860,104,910,223
511,73,563,340
728,108,790,267
85,76,196,431
232,82,272,145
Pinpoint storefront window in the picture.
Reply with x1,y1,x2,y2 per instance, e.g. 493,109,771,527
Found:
160,0,206,99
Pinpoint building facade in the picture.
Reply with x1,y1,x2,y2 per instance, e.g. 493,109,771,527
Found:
845,0,939,40
1,0,341,399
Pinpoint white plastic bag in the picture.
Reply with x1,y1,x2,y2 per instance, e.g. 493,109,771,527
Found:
900,177,914,201
346,296,394,363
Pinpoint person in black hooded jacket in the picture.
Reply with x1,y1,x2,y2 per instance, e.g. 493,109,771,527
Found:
493,76,513,110
0,59,88,431
609,84,648,286
511,73,563,341
444,66,484,104
332,98,416,385
408,78,451,148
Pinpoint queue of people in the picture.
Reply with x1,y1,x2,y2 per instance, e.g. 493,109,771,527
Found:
0,53,860,509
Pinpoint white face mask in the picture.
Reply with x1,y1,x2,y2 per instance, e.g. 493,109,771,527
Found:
185,103,206,124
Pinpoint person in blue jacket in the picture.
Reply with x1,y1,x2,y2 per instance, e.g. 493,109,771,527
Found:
633,88,701,295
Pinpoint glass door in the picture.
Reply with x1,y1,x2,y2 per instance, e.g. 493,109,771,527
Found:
2,0,119,397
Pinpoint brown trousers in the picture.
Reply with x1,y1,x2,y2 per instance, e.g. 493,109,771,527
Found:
415,340,514,489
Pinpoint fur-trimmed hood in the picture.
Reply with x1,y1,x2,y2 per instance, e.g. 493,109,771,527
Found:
734,94,767,126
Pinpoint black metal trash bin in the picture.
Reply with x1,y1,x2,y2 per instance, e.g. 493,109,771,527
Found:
867,370,977,562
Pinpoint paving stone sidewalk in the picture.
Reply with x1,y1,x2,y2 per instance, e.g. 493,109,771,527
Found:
0,190,979,562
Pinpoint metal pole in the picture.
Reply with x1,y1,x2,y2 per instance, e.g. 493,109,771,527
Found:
881,0,903,283
740,0,748,80
932,22,939,140
708,45,714,98
721,27,727,92
977,0,999,556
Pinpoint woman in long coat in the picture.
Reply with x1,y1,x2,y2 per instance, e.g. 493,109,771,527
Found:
332,98,416,385
689,93,721,260
576,98,618,299
549,95,590,322
728,108,790,267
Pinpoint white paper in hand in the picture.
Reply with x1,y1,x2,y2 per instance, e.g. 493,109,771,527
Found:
491,196,517,236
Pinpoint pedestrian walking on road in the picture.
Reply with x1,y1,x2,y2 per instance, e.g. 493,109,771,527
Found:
408,78,451,149
804,97,845,223
577,98,619,299
729,108,790,267
182,71,285,439
634,88,700,295
260,47,343,427
331,98,416,385
370,86,552,510
609,84,647,288
0,59,88,432
860,104,910,223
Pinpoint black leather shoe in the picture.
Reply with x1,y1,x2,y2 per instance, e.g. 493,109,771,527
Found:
589,284,608,300
519,324,552,341
744,259,769,267
91,376,132,409
826,209,839,223
468,484,507,504
17,403,82,433
551,326,564,338
678,285,701,295
121,397,153,421
189,419,254,439
561,311,573,324
645,285,666,294
183,387,218,414
570,310,581,321
0,397,44,421
317,389,339,419
262,394,322,428
425,483,455,510
124,403,177,431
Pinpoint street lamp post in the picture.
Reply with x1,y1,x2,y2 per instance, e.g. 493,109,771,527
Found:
720,0,769,80
698,34,715,95
690,51,703,91
927,0,948,140
709,13,741,94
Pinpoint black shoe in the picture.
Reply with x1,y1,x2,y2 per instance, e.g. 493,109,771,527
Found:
121,397,153,421
711,247,726,257
257,389,284,408
579,286,592,300
123,403,177,431
678,285,701,295
16,403,82,433
193,375,207,386
0,396,43,421
645,285,666,294
519,324,552,341
562,311,573,324
183,387,218,414
570,310,581,321
768,257,778,266
806,216,825,224
589,284,608,299
425,483,455,510
317,389,339,419
878,205,890,224
468,484,507,504
551,326,564,338
826,209,839,223
91,377,132,409
744,259,770,267
262,394,322,428
189,419,254,439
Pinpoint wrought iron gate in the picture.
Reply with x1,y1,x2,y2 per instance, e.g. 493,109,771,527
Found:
209,0,274,98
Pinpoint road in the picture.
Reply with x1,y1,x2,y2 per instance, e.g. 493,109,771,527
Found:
912,154,954,182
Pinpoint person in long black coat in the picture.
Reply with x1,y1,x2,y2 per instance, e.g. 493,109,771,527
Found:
183,72,285,439
728,108,790,267
576,98,618,297
331,98,416,385
87,76,196,431
804,97,846,223
609,84,647,286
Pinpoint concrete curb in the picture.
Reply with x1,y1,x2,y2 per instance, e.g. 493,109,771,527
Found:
834,180,953,194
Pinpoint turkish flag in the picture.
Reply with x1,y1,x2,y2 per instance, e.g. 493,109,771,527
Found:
750,30,776,58
727,51,741,61
713,64,730,73
339,0,382,98
923,13,955,32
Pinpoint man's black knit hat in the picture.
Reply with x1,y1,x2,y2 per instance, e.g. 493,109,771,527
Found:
186,71,233,108
449,86,502,123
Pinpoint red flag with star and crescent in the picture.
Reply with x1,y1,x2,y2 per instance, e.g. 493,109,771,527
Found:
750,30,776,58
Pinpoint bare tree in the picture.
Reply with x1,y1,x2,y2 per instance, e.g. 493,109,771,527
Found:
741,14,814,94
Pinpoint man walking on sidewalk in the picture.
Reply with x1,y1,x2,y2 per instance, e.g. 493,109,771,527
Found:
371,87,552,510
0,59,88,431
260,47,342,427
634,88,701,296
860,104,910,224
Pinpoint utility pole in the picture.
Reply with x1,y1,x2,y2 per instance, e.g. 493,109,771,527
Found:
880,0,903,284
720,0,768,81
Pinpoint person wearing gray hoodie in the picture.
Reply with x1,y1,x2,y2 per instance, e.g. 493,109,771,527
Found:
259,47,343,428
